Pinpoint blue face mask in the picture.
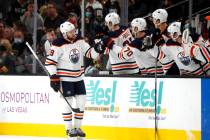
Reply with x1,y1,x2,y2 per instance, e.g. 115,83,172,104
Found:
14,38,24,43
85,11,92,18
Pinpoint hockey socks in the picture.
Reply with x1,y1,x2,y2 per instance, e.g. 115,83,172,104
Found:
62,112,73,132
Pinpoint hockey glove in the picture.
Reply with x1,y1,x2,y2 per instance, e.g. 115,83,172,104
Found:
93,36,114,54
101,36,114,49
143,35,153,48
94,40,106,54
50,74,60,92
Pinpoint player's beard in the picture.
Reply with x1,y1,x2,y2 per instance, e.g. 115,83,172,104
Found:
67,34,76,42
132,32,137,38
154,23,161,29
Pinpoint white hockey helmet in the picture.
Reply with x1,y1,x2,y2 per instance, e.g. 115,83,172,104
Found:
60,21,75,37
167,22,181,41
152,9,168,25
131,18,147,34
105,12,120,30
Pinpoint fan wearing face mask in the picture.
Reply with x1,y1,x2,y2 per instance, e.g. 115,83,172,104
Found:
12,29,27,56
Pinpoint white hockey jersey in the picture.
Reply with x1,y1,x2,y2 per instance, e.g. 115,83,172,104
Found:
45,37,99,82
104,26,139,75
112,37,174,75
152,28,180,75
163,39,206,76
180,33,210,76
44,40,51,55
185,43,210,76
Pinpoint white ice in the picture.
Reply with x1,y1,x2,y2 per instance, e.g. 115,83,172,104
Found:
0,135,97,140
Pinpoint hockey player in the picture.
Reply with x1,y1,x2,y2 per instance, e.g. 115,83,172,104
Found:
165,21,209,76
152,8,180,75
45,21,99,139
181,28,210,75
95,12,139,75
98,18,174,75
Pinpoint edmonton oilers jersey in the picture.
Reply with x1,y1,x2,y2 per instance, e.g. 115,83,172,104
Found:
45,37,99,81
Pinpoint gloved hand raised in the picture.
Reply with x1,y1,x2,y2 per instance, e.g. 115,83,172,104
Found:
94,36,114,54
50,74,60,92
94,39,106,54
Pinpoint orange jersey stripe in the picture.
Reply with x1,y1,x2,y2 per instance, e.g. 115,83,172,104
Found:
75,113,84,117
203,63,210,71
162,63,173,69
112,64,138,69
45,60,57,65
63,115,72,119
57,70,84,76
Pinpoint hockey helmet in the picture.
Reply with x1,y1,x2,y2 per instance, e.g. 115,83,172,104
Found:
105,12,120,30
131,18,147,35
60,21,75,37
167,22,181,41
152,9,168,25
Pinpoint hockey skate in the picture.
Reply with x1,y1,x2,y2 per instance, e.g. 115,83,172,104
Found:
76,128,86,140
68,128,78,140
68,128,86,140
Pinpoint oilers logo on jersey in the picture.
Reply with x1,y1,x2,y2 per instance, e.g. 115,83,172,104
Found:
177,51,191,66
69,48,80,64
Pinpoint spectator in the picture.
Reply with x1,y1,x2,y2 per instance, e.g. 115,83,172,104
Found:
44,28,57,55
21,2,44,34
86,0,103,10
64,0,81,18
12,29,32,74
12,29,28,56
0,39,16,74
0,0,10,20
7,0,28,26
12,20,27,33
0,20,5,40
84,6,95,42
104,0,120,15
3,26,14,42
68,12,81,36
44,3,65,30
39,5,48,20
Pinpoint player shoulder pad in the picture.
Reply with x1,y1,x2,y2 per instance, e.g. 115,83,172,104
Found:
75,36,84,41
129,38,143,50
52,38,68,47
166,39,181,46
108,25,128,38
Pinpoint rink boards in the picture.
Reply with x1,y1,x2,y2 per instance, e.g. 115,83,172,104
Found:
0,76,209,140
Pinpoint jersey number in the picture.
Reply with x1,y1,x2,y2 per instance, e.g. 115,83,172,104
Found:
49,50,54,56
124,47,133,57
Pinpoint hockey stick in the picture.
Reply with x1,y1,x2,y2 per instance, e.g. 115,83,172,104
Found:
182,28,190,45
154,53,158,140
26,42,80,112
